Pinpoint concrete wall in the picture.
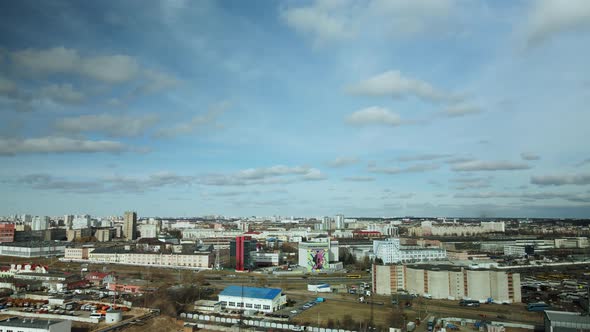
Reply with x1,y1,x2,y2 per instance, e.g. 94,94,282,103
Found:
428,270,450,299
467,270,490,301
374,265,392,295
405,267,425,295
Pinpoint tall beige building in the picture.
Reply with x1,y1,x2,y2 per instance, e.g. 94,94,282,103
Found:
123,211,137,240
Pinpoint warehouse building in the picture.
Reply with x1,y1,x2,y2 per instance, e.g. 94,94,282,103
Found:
0,317,71,332
0,242,66,257
372,264,521,303
544,310,590,332
218,286,286,313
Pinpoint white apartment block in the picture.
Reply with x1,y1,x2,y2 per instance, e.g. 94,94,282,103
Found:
373,264,521,303
373,238,446,264
86,250,213,268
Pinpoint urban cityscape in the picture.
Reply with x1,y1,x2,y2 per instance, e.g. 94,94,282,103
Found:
1,1,590,332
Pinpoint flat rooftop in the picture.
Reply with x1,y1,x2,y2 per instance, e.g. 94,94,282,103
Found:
0,317,65,328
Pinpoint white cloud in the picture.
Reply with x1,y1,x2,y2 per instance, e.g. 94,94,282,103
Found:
281,0,462,46
40,84,85,104
452,160,531,172
0,136,127,155
55,113,159,137
347,70,454,102
11,47,139,83
440,104,481,117
155,101,230,138
346,106,401,126
397,154,452,162
526,0,590,47
199,165,326,186
327,156,359,168
369,163,440,174
521,152,541,161
531,173,590,186
280,0,357,46
343,176,375,182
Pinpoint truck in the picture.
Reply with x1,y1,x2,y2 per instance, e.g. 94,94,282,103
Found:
427,316,436,332
406,322,416,332
315,297,325,303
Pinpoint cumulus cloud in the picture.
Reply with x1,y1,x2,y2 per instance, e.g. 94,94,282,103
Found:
198,165,326,186
15,171,193,194
155,101,230,138
575,158,590,167
526,0,590,48
531,174,590,186
369,163,440,174
327,156,359,168
346,106,401,126
451,160,531,172
280,0,356,46
521,152,541,161
451,176,493,190
11,47,140,83
455,190,590,203
440,104,482,117
342,176,375,182
347,70,454,102
40,84,85,104
0,136,127,155
55,113,159,137
0,75,18,96
281,0,462,46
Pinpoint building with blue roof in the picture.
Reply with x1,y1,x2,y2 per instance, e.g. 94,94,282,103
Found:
218,286,286,313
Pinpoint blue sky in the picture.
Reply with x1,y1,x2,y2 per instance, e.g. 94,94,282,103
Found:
1,0,589,218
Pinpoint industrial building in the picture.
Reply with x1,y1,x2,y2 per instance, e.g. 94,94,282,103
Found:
372,264,521,303
0,318,71,332
0,242,66,257
372,238,446,264
298,240,339,272
544,310,590,332
218,286,286,313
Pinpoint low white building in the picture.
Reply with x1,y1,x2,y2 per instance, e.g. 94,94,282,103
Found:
0,242,66,257
373,238,446,264
218,286,286,313
0,318,71,332
308,284,331,293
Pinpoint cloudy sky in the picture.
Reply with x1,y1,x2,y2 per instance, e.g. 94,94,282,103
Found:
1,0,589,218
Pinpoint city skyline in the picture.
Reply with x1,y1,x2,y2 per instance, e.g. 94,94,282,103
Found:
1,0,589,218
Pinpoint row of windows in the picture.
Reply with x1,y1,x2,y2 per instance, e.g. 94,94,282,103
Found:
222,302,271,310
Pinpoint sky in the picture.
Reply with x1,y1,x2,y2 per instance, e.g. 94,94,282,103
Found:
0,0,589,218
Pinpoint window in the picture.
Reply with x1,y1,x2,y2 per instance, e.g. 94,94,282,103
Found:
228,302,235,306
245,303,252,308
254,304,261,309
237,302,243,307
263,305,270,310
220,301,227,306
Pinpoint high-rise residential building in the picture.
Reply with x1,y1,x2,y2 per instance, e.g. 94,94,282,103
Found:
322,216,332,231
335,214,345,229
123,211,137,240
72,215,91,230
21,214,32,223
31,216,49,231
64,215,74,230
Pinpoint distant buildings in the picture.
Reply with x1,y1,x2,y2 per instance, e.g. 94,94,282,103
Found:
373,264,521,303
373,238,446,264
32,216,50,231
335,214,345,230
409,221,505,237
0,223,15,242
218,286,286,313
123,211,137,240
